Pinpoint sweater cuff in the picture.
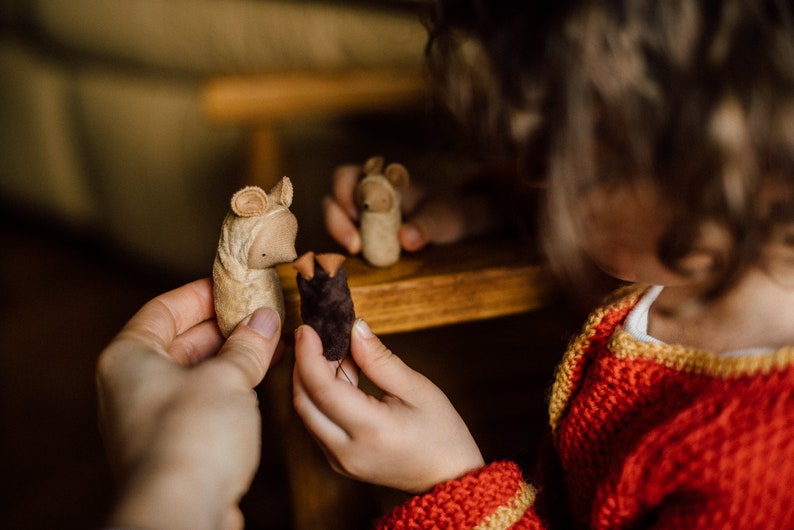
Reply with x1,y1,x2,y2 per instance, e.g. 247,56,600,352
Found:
376,461,536,529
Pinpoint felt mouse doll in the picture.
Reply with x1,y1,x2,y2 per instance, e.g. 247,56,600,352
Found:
293,252,355,361
357,155,410,268
213,178,298,337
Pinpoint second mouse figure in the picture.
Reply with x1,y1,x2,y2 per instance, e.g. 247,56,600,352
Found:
356,155,410,268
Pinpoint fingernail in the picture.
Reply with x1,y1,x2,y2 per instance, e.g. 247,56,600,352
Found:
347,232,361,253
354,318,374,339
294,325,305,341
401,225,423,250
246,308,280,339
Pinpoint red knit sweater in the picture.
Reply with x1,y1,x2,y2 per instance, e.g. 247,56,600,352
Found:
377,286,794,529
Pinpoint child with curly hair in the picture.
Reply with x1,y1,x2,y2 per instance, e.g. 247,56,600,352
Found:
297,1,794,527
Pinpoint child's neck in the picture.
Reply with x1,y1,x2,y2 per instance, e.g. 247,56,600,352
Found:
648,267,794,355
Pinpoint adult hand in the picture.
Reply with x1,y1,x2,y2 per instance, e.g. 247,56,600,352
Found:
293,319,484,494
323,164,506,254
96,278,283,530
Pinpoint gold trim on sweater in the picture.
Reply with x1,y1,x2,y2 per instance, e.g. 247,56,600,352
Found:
473,482,537,530
548,285,794,433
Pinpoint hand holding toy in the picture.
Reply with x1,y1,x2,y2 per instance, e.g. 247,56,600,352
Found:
293,319,485,494
98,279,282,529
323,159,508,258
356,156,410,267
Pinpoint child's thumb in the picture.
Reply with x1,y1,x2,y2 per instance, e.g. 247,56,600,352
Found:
350,319,421,398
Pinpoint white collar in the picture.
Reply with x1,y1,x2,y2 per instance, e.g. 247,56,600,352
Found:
624,285,774,357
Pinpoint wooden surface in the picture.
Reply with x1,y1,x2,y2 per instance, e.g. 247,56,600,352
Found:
202,68,428,124
278,239,554,336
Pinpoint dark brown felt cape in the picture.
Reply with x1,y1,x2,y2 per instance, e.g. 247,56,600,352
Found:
294,252,355,361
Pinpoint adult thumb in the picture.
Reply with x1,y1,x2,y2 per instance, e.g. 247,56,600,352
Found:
218,307,282,388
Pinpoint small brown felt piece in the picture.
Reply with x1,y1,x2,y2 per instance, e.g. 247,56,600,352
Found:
295,252,355,361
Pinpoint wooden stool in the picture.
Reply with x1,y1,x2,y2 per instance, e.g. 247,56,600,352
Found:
201,69,428,189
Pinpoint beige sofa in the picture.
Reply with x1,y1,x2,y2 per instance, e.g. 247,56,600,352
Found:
0,0,426,275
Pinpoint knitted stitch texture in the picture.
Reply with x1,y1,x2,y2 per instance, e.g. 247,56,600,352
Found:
375,461,542,529
378,286,794,529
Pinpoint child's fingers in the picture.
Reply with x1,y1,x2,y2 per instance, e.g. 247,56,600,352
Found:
292,324,353,444
336,356,361,386
293,325,381,432
293,362,351,447
214,307,282,389
399,182,427,216
401,194,506,252
331,164,362,219
323,195,362,254
399,198,468,252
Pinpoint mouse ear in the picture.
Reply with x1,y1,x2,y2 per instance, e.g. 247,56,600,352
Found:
231,186,269,216
384,163,410,189
293,251,316,280
363,155,385,176
315,253,346,278
270,176,294,207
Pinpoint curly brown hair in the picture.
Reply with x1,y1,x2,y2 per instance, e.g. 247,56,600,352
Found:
426,0,794,298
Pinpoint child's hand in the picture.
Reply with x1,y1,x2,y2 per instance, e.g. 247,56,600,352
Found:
323,164,505,254
97,279,283,530
292,318,485,494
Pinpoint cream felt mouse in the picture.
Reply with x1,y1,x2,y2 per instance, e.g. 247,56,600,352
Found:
357,156,410,268
213,177,298,337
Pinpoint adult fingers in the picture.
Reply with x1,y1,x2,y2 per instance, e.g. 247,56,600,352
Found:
322,195,361,254
222,506,245,530
121,278,216,350
214,307,282,389
168,320,225,366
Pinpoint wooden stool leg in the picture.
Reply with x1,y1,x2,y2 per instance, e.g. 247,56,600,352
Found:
265,347,379,530
247,126,282,190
